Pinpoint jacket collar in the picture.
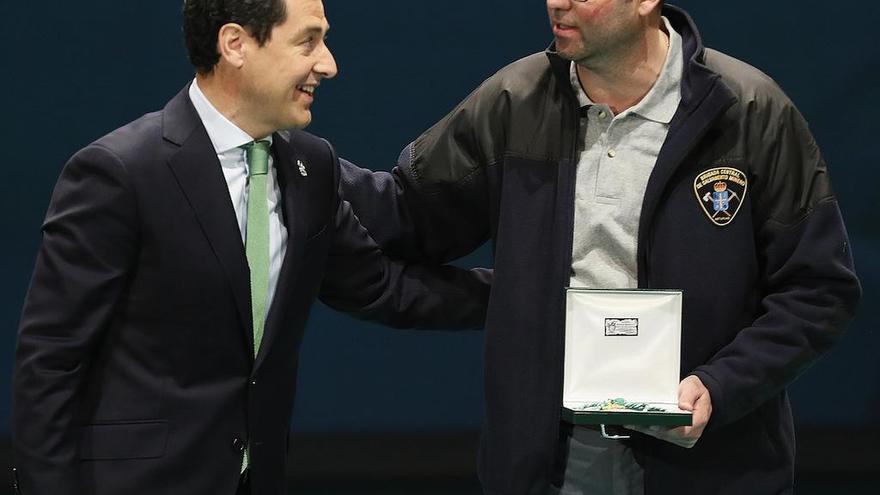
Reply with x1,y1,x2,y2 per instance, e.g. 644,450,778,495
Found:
162,85,202,147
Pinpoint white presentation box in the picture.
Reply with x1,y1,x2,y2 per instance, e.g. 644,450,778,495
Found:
561,289,692,427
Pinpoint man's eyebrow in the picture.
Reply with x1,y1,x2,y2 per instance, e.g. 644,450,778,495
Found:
295,22,329,38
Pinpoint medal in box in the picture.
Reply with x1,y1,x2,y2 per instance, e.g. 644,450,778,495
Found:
562,289,692,430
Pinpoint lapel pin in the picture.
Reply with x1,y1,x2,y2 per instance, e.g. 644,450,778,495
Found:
297,160,308,177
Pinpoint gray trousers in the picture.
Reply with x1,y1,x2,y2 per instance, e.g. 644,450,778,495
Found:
548,426,644,495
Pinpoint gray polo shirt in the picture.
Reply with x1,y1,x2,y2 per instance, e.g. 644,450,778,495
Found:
569,17,683,290
556,17,684,495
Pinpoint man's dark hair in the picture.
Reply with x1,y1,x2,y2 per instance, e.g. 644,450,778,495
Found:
183,0,288,74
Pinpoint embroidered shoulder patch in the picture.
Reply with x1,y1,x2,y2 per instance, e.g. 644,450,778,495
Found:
693,167,747,226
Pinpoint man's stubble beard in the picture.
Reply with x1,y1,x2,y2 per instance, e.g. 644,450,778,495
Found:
567,25,642,73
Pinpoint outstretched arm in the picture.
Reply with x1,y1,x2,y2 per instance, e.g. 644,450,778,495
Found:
321,140,490,329
319,194,490,330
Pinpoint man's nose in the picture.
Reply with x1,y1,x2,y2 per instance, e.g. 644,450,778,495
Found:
315,44,338,80
546,0,573,12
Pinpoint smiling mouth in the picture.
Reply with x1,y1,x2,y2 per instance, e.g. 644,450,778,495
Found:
297,85,316,97
552,22,581,40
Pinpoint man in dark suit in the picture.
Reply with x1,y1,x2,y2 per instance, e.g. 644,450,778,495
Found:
11,1,489,494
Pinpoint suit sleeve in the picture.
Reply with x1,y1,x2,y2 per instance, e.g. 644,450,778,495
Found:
691,97,861,428
12,145,138,494
320,143,491,329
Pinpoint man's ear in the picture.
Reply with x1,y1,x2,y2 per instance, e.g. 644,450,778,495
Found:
217,23,248,69
637,0,663,17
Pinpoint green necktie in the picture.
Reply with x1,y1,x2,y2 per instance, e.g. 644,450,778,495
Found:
240,140,271,474
242,140,271,357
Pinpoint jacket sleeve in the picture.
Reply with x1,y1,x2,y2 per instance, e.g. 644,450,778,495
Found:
320,142,491,329
339,75,511,263
338,156,426,261
12,145,139,494
691,97,861,427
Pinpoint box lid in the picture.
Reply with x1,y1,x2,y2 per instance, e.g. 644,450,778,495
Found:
563,289,683,405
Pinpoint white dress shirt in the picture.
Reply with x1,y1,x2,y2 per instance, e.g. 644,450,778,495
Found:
188,79,288,321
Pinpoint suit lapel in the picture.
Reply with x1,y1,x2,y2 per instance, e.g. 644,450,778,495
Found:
162,87,254,351
275,131,310,261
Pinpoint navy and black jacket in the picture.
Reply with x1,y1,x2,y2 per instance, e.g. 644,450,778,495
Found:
342,5,861,494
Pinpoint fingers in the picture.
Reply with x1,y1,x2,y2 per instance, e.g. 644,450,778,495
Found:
677,375,703,411
623,424,697,449
691,389,712,429
679,376,713,445
679,376,712,420
624,376,714,449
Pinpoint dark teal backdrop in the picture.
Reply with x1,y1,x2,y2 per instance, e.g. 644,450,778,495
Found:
3,1,877,439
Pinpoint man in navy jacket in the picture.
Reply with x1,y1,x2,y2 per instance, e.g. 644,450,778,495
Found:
341,1,861,493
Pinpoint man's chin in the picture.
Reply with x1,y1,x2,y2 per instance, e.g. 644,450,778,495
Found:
560,47,594,65
553,42,581,61
286,112,312,130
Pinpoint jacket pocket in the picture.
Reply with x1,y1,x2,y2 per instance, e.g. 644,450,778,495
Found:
78,420,168,460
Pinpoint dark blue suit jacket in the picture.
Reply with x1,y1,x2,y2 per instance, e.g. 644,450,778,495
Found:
12,86,489,495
